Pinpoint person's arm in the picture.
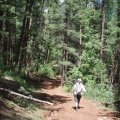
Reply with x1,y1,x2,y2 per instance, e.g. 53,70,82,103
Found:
72,84,78,95
81,84,86,95
82,84,86,92
72,84,76,92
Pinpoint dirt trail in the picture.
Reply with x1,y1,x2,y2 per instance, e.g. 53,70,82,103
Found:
43,85,117,120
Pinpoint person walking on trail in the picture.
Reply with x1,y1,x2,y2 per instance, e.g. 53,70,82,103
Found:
72,78,86,110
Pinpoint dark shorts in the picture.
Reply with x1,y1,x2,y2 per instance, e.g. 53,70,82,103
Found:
76,94,82,103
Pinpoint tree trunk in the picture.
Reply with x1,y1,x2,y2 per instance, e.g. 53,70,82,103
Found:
3,7,7,67
61,5,69,86
78,24,82,67
16,0,33,72
100,0,106,60
0,9,4,68
111,0,120,85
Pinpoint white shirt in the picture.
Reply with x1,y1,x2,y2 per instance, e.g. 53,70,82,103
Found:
73,82,86,95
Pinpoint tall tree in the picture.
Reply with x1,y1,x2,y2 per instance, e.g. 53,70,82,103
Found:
112,0,120,85
100,0,106,60
16,0,34,72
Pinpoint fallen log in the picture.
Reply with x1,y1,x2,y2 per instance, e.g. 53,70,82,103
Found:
0,87,53,105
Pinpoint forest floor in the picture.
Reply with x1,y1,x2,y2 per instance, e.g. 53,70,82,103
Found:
0,76,120,120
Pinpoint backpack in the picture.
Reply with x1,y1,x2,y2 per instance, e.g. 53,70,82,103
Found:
73,83,82,95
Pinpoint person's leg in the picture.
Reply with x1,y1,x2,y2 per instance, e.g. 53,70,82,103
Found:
77,94,82,108
73,95,78,110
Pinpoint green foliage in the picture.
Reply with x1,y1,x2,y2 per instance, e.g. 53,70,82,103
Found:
37,64,55,78
67,66,82,80
80,57,107,84
64,84,72,92
85,82,114,102
92,60,108,83
82,75,93,83
14,98,35,109
59,61,72,66
65,66,83,90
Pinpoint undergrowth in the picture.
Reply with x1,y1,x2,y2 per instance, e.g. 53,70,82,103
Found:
84,82,114,103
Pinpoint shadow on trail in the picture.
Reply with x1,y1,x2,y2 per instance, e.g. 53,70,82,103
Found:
107,112,120,119
72,106,84,110
32,92,71,105
0,78,20,92
27,74,61,90
0,113,31,120
99,111,120,120
0,74,61,91
0,99,31,120
29,74,71,104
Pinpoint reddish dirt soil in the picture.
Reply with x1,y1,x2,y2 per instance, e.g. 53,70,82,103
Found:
42,80,120,120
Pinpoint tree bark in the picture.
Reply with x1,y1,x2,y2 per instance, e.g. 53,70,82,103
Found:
0,5,4,64
61,4,69,86
111,0,120,85
100,0,106,60
16,0,33,72
77,24,82,67
111,47,120,84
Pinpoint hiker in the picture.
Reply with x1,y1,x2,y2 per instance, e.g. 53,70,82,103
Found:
72,78,86,110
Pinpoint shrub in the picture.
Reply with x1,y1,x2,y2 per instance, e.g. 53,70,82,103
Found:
37,64,55,77
85,82,114,102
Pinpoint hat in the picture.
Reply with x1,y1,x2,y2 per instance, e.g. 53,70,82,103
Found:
77,78,82,82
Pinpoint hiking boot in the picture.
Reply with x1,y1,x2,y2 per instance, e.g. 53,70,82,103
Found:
74,107,77,110
77,106,80,109
73,106,77,111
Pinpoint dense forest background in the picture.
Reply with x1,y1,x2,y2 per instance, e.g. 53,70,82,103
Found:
0,0,120,110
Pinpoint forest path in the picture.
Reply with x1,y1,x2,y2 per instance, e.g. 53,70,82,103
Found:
41,80,117,120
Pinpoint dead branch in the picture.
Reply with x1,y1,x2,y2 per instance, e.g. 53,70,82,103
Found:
0,88,53,105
